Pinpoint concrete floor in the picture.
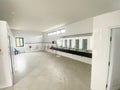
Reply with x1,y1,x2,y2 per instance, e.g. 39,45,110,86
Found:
1,52,91,90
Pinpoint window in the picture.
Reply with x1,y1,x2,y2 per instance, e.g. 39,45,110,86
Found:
49,33,52,36
61,29,66,33
53,31,57,35
57,31,60,34
48,33,50,36
15,37,24,47
48,28,66,36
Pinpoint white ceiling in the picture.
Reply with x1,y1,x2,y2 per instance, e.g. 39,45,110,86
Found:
0,0,120,31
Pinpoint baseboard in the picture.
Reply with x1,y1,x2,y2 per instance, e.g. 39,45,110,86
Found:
0,83,12,89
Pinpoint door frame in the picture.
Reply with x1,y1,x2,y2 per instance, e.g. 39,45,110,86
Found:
106,26,120,90
8,35,14,85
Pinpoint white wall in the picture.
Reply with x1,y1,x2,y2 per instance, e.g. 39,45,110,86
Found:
91,10,120,90
0,21,13,89
12,30,44,53
12,30,42,36
44,18,93,43
65,18,93,35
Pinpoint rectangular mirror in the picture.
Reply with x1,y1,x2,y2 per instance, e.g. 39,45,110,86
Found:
69,40,72,49
75,39,79,50
82,39,88,50
65,40,67,48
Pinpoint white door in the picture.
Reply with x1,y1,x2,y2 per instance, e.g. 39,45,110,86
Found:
108,28,120,90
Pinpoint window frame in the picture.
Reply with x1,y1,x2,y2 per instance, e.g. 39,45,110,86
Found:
15,37,24,47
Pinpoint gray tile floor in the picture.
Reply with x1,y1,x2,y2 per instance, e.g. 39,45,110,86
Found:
1,52,91,90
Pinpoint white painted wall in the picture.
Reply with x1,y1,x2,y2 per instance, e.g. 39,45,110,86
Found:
91,10,120,90
65,18,93,36
0,21,13,89
12,30,44,53
44,18,93,43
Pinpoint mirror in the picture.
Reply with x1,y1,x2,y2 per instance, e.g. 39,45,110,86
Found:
75,39,79,50
82,39,88,50
69,40,72,49
65,40,67,48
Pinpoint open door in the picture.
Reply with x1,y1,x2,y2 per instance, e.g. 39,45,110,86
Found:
107,28,120,90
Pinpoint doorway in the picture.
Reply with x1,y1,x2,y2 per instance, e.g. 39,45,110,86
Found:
8,35,14,84
107,28,120,90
